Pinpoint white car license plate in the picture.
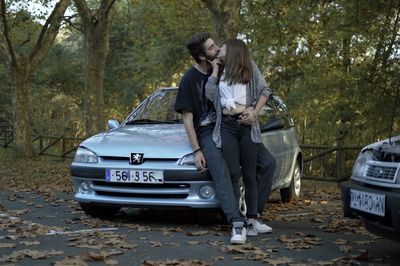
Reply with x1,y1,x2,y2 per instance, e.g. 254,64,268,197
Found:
105,169,163,184
350,189,385,217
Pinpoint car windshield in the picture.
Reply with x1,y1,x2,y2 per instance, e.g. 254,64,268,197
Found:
124,89,182,124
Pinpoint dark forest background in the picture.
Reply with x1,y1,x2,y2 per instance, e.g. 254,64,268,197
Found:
1,0,399,159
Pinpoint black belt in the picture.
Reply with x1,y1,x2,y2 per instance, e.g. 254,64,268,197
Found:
222,113,242,120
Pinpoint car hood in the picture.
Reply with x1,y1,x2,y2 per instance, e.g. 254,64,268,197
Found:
362,135,400,152
80,124,192,159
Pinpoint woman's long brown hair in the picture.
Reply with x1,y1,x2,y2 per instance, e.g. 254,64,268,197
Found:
223,39,253,85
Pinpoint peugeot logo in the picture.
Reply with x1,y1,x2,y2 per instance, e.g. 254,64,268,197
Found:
372,167,383,177
130,153,144,165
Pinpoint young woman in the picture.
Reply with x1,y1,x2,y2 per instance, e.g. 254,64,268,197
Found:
205,39,271,236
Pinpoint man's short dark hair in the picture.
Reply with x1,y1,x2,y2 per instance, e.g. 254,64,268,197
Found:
186,32,211,63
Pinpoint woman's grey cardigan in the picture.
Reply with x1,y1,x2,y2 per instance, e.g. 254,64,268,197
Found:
205,61,272,148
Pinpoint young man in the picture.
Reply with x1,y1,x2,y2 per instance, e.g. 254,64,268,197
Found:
174,33,276,244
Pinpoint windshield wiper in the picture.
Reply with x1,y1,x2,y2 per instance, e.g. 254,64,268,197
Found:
125,119,161,124
125,119,181,125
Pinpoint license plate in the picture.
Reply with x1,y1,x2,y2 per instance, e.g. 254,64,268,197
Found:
105,169,163,184
350,189,385,217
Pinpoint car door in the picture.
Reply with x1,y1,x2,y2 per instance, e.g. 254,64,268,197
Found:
259,95,297,188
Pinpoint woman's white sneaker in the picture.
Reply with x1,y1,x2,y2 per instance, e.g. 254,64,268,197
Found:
246,222,258,236
248,218,272,234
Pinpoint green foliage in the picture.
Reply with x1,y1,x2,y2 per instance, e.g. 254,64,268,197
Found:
242,0,400,145
106,0,213,111
0,0,399,148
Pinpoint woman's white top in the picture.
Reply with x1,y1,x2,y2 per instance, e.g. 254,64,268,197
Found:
219,76,247,111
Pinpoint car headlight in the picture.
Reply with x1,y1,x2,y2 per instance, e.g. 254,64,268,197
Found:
177,152,195,165
74,147,98,163
352,150,376,178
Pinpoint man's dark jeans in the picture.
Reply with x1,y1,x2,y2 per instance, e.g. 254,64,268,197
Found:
256,143,276,215
199,128,244,225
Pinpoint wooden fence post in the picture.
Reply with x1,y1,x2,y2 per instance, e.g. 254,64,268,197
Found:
3,129,8,148
61,135,66,157
336,134,346,181
39,136,43,153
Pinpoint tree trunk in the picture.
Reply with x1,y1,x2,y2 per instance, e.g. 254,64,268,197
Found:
74,0,115,136
83,27,109,136
10,64,35,158
201,0,241,44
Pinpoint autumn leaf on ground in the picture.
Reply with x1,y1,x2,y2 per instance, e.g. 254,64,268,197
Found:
0,249,63,263
278,234,321,250
333,239,349,245
186,230,209,236
143,258,211,266
150,241,162,247
263,257,293,266
20,240,40,246
53,256,88,266
311,217,324,223
221,244,254,254
211,256,224,261
0,243,15,248
354,240,376,245
339,245,352,253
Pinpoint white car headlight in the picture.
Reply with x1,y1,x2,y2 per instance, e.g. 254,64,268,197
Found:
352,150,376,178
74,147,98,163
177,153,195,165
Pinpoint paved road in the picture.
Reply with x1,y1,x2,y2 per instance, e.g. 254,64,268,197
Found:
0,190,399,265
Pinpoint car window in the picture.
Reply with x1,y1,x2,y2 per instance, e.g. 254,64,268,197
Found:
271,95,294,128
126,89,182,123
259,102,277,126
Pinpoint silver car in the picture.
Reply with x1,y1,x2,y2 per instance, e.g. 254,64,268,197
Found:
70,87,303,217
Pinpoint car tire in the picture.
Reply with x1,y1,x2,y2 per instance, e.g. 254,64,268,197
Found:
280,161,301,203
79,202,121,218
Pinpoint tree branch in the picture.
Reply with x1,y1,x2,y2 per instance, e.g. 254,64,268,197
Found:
101,0,116,20
63,14,83,32
0,0,18,65
29,0,71,70
201,0,219,16
73,0,91,27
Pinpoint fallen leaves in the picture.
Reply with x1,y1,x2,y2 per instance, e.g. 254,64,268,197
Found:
19,240,40,246
67,231,137,250
0,243,15,248
0,156,73,193
278,233,322,250
143,258,211,266
0,249,63,263
186,230,209,236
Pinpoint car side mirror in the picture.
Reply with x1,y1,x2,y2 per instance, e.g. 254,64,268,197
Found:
261,117,284,132
108,119,120,130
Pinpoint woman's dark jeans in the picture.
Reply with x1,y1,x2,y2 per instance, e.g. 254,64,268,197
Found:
221,117,260,218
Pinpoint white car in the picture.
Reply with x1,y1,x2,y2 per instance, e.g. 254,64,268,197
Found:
70,88,303,217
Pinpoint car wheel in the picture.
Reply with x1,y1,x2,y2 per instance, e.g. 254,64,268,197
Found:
280,161,301,203
79,202,121,218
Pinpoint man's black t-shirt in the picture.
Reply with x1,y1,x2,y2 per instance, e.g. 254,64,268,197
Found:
174,66,216,133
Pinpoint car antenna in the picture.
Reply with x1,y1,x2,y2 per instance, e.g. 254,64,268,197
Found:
389,80,400,145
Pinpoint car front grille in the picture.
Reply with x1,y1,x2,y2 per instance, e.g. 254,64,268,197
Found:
365,164,398,183
91,181,190,199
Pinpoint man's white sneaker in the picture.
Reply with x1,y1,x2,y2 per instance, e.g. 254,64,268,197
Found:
248,218,272,234
230,222,247,244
